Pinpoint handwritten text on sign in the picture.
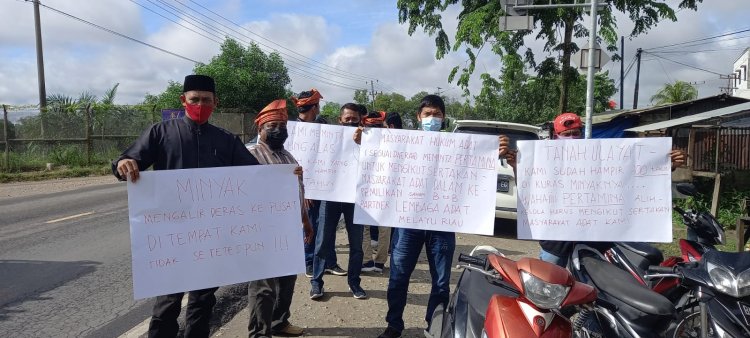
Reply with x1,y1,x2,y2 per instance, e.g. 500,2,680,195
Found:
284,121,359,202
355,129,498,235
516,138,673,242
127,165,303,299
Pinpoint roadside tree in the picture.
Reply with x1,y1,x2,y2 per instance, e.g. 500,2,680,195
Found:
396,0,702,113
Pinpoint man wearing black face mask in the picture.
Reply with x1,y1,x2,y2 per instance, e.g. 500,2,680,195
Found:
246,99,313,338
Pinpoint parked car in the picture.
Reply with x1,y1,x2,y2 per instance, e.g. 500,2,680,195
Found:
452,120,544,223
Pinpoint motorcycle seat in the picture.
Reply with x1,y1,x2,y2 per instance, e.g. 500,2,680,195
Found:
582,256,674,316
619,242,664,266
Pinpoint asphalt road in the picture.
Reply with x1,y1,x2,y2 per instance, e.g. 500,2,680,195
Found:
0,182,246,338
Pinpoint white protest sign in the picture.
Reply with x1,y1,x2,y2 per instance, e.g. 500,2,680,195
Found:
355,128,498,235
284,121,359,202
516,138,673,242
126,164,303,299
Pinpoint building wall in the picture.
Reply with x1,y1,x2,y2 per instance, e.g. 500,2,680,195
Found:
733,49,750,99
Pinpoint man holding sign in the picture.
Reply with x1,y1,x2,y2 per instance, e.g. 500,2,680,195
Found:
376,95,457,338
309,104,368,300
245,99,313,337
113,75,260,338
501,112,686,267
293,89,347,278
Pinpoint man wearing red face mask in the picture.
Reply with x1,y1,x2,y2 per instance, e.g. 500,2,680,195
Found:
112,74,261,338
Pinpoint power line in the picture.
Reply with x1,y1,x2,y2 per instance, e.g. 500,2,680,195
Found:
614,53,638,89
186,0,396,94
647,48,746,54
162,0,373,84
646,27,750,51
129,0,222,44
135,0,368,91
147,0,370,91
664,34,750,50
655,58,674,84
644,51,724,76
185,0,378,83
33,1,201,64
30,0,368,93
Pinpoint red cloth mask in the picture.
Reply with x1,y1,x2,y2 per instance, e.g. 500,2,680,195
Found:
184,103,213,124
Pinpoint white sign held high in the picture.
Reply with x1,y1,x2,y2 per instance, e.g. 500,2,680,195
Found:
516,138,673,242
284,121,359,203
126,165,303,299
355,128,498,235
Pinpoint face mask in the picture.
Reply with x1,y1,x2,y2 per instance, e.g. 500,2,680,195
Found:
420,116,443,132
342,122,360,127
184,103,213,124
264,127,288,149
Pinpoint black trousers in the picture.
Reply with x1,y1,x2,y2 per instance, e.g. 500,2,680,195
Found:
147,287,218,338
247,275,297,338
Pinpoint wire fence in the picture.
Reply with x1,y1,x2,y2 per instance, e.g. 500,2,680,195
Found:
1,104,258,172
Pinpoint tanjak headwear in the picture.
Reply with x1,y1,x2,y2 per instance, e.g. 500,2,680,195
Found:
183,74,215,93
553,112,582,134
363,111,386,126
255,99,288,126
292,89,322,110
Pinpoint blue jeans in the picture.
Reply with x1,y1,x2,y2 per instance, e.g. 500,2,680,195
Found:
539,248,567,267
310,201,364,289
385,228,455,332
304,200,337,269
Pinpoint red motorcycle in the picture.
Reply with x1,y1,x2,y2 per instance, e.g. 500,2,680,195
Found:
426,246,599,338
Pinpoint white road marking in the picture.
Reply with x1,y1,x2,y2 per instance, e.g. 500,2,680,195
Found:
44,211,94,224
118,297,189,338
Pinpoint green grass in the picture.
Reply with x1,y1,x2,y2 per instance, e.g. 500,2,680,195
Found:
0,165,110,183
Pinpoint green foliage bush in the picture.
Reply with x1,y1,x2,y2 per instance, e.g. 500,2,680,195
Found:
673,181,750,230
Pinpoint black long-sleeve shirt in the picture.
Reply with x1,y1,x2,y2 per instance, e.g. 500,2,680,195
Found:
112,116,258,180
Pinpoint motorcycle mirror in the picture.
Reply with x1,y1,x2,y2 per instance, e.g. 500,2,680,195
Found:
675,183,697,197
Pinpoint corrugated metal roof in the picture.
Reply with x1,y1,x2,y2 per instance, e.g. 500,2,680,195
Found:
592,94,749,125
722,116,750,128
625,102,750,132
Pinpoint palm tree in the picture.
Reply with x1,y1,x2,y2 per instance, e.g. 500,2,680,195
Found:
650,81,699,105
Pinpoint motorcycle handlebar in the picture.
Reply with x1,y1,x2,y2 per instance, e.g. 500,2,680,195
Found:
648,265,676,274
674,206,685,215
458,253,487,269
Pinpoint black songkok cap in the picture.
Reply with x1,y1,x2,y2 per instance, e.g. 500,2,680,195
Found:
183,74,215,93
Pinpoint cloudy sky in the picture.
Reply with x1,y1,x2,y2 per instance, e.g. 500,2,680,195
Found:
1,0,747,111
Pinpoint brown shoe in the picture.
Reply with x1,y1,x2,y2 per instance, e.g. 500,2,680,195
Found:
274,323,304,336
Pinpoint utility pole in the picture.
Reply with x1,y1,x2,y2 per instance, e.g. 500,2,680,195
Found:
719,74,738,95
633,48,643,109
582,0,599,139
620,36,624,109
369,80,377,109
33,0,47,138
33,0,47,109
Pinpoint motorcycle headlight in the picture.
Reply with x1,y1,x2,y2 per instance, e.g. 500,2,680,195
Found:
520,271,570,309
707,262,750,297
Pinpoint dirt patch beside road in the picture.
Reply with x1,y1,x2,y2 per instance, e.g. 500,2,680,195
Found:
212,229,538,338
